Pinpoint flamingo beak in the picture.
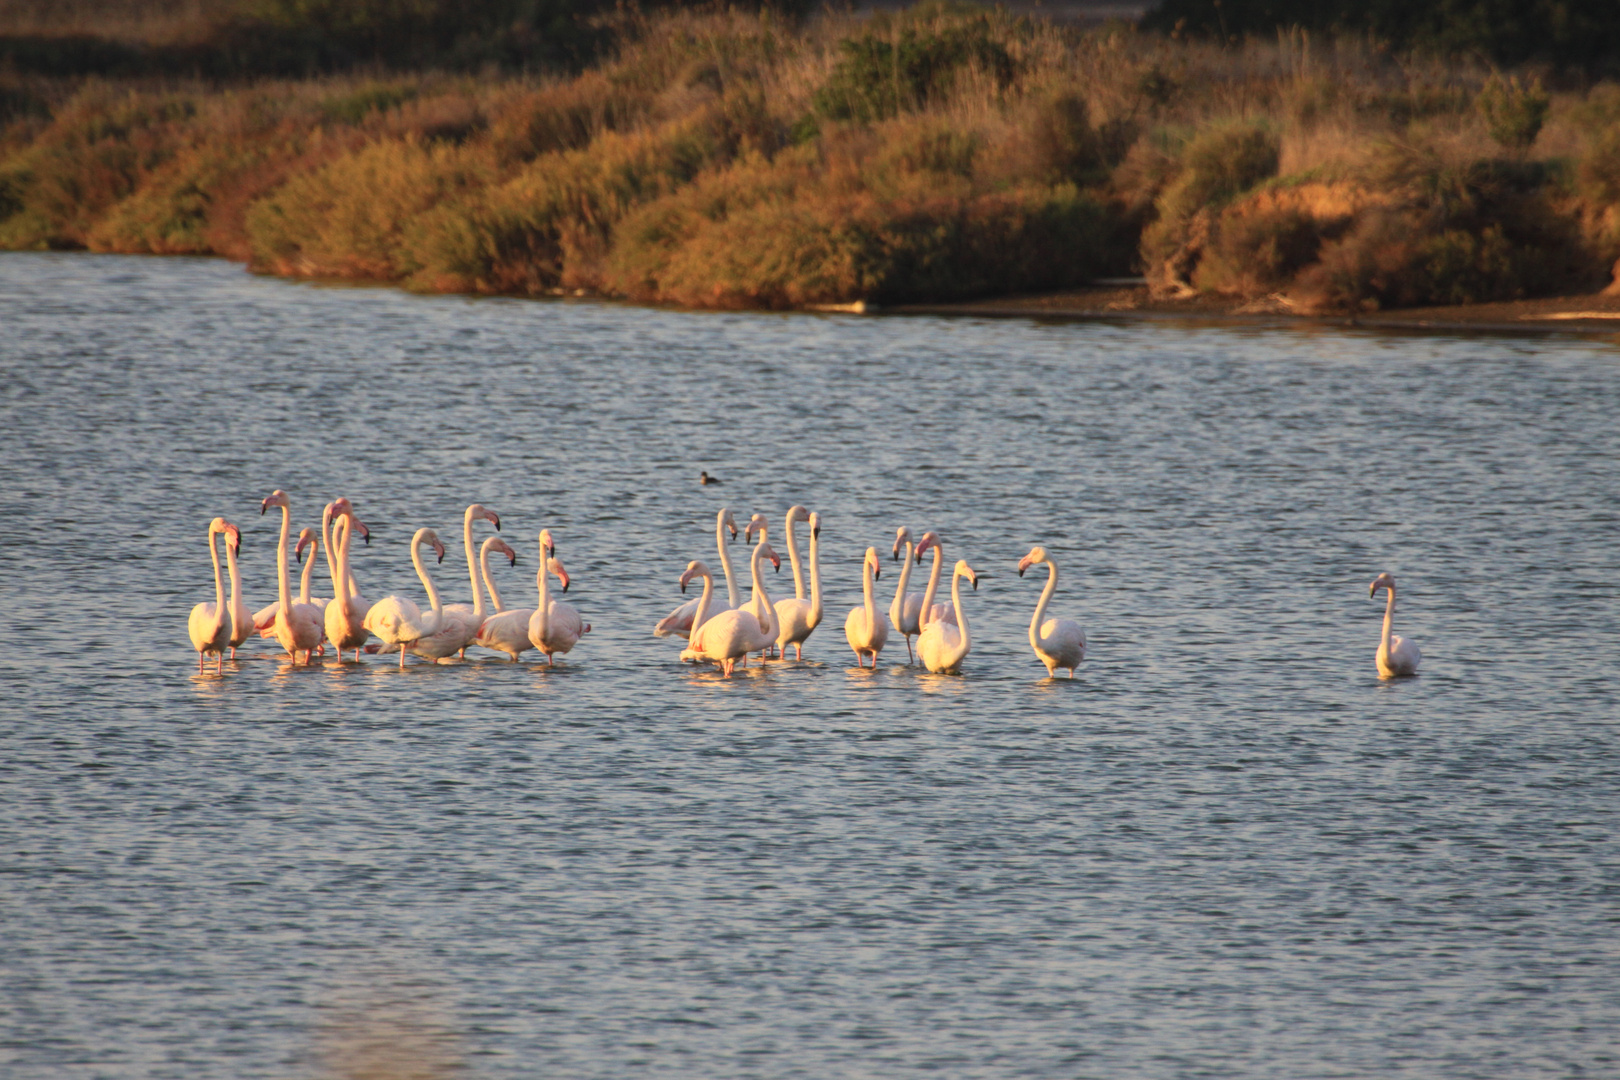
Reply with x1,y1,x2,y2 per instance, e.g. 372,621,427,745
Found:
812,524,820,540
356,519,370,545
433,541,446,563
1017,554,1032,577
259,500,267,516
489,512,501,531
1369,583,1376,598
507,549,518,566
970,575,979,591
558,569,571,592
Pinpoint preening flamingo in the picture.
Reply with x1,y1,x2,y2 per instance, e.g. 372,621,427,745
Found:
655,508,740,638
889,526,924,661
188,517,240,674
362,528,448,669
686,540,775,676
917,560,978,674
1369,572,1421,677
324,506,372,661
844,547,889,668
527,529,588,663
773,507,823,660
259,490,325,664
913,531,958,631
1017,546,1086,677
472,536,533,660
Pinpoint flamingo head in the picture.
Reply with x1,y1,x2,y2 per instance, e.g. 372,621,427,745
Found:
892,525,913,561
1370,572,1396,598
415,528,446,564
468,503,501,531
260,489,289,515
295,527,318,564
549,556,570,592
220,520,242,555
679,560,711,593
489,538,518,566
914,531,941,564
809,512,821,541
757,542,781,573
745,513,768,544
957,560,979,591
539,528,555,559
332,497,370,545
208,516,230,537
865,547,882,581
787,505,810,527
1017,546,1048,577
720,508,738,542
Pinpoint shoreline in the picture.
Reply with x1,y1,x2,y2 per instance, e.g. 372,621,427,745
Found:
885,284,1620,339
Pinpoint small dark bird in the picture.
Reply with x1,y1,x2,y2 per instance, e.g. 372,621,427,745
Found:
699,470,723,486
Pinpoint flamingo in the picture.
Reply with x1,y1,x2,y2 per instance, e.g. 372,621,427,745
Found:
1369,572,1421,677
432,503,502,660
917,560,978,674
843,547,889,668
223,522,252,659
528,529,589,663
889,526,925,661
254,527,327,635
685,540,776,676
655,508,740,638
471,537,533,660
321,498,368,603
913,531,958,631
187,517,240,674
362,528,448,669
740,512,781,656
1017,546,1086,677
259,490,325,664
324,505,372,661
773,507,824,660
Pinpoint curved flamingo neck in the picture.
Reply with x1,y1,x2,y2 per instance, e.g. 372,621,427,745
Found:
462,507,485,619
785,512,806,601
275,503,293,613
715,513,739,609
749,543,773,637
321,503,340,593
480,540,505,613
950,569,972,664
208,529,225,619
691,569,714,636
889,538,914,628
806,528,823,628
1030,559,1057,652
1381,586,1396,655
298,535,316,603
412,532,443,615
920,544,944,614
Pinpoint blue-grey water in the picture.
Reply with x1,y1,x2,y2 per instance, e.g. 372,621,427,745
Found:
3,252,1618,1079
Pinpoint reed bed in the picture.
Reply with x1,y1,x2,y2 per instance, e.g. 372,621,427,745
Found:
3,5,1619,310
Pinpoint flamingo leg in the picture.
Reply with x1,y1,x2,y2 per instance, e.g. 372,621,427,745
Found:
794,644,802,661
905,636,914,662
399,647,407,670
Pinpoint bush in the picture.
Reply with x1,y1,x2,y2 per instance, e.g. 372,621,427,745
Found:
1477,74,1548,152
812,13,1017,123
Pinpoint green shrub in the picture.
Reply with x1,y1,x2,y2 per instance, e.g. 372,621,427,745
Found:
1477,75,1548,152
812,14,1016,123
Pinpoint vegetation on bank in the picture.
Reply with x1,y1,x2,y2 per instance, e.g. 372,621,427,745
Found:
3,5,1620,311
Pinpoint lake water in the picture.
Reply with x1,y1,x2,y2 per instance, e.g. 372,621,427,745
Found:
3,252,1618,1079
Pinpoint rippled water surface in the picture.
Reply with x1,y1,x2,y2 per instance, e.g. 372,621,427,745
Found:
4,253,1620,1079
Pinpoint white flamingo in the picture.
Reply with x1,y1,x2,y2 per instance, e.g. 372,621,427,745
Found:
917,560,978,674
1017,546,1086,677
1369,572,1421,677
324,504,372,662
223,522,252,660
434,503,502,660
362,528,448,669
528,529,589,663
843,547,889,668
655,508,740,638
773,507,824,660
187,517,239,674
913,531,958,631
254,527,327,635
889,526,925,661
685,541,775,676
472,536,532,660
259,490,325,664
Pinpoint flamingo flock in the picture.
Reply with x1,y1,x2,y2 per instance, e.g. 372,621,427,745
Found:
188,491,1422,680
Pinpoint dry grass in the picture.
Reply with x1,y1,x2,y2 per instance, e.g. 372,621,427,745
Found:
2,7,1618,309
